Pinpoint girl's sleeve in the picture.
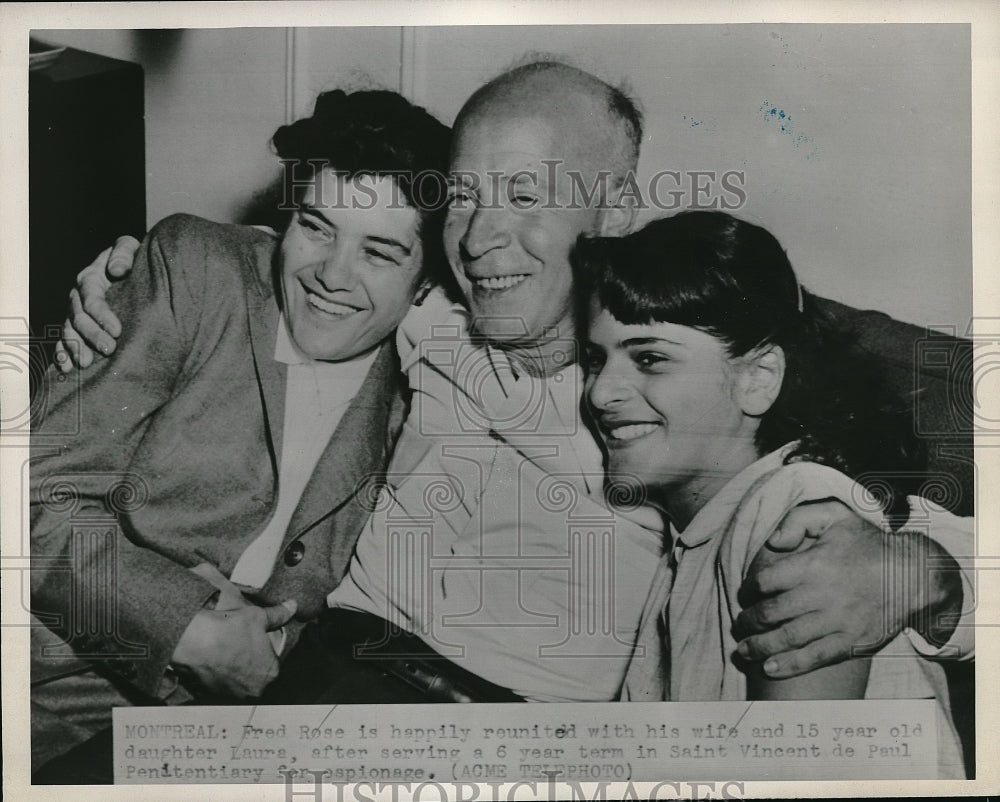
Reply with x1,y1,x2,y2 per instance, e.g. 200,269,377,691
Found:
723,464,974,660
899,497,974,660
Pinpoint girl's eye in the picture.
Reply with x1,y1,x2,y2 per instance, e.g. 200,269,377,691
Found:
582,347,606,373
634,351,672,370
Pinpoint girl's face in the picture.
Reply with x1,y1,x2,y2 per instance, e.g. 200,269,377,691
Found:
584,304,765,520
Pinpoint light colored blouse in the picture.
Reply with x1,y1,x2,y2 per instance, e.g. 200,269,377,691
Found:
620,444,967,778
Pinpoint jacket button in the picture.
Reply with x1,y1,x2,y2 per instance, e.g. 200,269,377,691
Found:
284,540,305,567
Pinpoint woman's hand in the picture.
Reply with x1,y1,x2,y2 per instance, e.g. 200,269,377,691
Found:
54,236,139,372
171,598,297,698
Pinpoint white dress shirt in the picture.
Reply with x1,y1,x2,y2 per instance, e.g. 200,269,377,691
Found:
329,290,664,701
229,315,378,588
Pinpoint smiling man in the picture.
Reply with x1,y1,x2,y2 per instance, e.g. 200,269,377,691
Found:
319,64,659,700
444,63,638,372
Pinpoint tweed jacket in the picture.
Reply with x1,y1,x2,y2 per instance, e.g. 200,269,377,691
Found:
30,214,409,696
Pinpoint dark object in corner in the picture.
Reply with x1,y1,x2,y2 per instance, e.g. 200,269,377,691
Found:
29,46,145,381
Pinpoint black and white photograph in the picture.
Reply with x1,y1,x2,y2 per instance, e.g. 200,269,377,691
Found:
2,2,996,799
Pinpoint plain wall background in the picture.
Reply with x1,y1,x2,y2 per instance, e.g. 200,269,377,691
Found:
33,24,971,330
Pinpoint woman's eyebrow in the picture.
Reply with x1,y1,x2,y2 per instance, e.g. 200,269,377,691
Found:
301,205,335,223
621,336,686,347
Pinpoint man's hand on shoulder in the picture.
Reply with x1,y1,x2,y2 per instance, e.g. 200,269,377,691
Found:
734,499,962,678
54,235,139,372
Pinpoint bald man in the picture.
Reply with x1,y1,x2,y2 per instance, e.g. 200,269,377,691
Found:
60,61,971,701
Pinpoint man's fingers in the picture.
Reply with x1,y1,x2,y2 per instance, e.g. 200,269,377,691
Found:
71,236,137,342
75,246,112,284
107,236,140,280
754,634,853,680
735,610,833,663
741,546,817,602
263,599,298,631
60,316,94,368
77,280,122,341
53,340,71,374
55,332,90,372
74,246,122,337
733,585,816,639
70,287,118,355
763,499,841,552
763,523,810,553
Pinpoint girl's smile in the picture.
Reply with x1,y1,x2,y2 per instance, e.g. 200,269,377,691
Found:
585,305,774,529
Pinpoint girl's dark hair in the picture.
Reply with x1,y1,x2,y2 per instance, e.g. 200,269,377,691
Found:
271,89,452,283
572,211,925,519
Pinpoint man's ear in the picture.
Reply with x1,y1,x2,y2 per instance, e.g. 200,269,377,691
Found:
597,184,639,237
737,345,786,417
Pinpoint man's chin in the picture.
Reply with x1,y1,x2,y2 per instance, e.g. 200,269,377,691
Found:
472,304,538,343
469,313,541,343
467,302,573,340
602,470,650,510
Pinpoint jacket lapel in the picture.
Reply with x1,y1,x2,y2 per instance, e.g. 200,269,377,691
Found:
285,343,404,540
245,289,286,472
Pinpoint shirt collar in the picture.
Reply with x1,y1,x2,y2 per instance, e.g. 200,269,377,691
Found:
674,443,798,550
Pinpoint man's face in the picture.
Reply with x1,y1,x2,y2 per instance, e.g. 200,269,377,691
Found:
280,171,424,361
444,112,609,344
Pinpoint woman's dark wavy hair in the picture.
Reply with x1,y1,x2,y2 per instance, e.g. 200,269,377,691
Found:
270,89,452,285
572,211,925,519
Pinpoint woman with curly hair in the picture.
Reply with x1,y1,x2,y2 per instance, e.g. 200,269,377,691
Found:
30,89,450,765
575,211,967,777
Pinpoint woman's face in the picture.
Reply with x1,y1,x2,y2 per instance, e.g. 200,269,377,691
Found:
584,304,763,510
280,170,425,361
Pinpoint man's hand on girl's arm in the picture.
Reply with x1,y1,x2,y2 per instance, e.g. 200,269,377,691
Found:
734,499,964,679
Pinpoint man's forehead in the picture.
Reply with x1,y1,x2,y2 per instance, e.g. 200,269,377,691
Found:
451,111,606,174
454,112,557,150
